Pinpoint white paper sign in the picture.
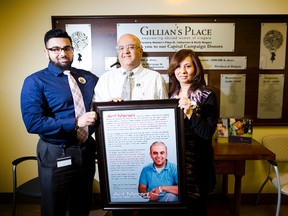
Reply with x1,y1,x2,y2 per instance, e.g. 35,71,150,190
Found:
199,56,247,70
66,24,92,71
259,23,287,70
257,74,284,119
220,74,246,118
105,57,169,71
102,108,177,202
117,23,235,52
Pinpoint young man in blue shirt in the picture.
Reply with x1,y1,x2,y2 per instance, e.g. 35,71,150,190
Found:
20,29,98,216
138,141,179,202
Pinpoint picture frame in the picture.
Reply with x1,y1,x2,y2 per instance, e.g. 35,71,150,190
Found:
92,99,186,210
228,117,253,144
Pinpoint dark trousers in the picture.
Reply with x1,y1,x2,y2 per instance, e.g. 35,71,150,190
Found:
37,137,96,216
185,195,208,216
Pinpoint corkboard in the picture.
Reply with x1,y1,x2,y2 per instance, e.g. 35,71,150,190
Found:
52,15,288,126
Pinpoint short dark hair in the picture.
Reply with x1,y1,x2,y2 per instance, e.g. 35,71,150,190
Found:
44,29,72,46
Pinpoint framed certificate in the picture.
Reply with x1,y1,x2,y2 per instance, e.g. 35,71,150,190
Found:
92,99,186,210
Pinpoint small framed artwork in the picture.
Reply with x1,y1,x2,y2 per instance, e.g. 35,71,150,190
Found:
216,118,229,143
228,117,253,144
92,99,186,210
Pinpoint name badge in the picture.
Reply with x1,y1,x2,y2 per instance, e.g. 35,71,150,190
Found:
57,156,72,168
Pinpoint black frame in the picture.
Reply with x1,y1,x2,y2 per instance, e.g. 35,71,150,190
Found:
92,99,186,210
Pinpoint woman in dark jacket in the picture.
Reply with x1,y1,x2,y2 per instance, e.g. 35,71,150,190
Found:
168,49,219,216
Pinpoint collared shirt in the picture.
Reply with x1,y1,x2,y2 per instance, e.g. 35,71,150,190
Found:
139,160,178,196
92,64,168,102
20,62,98,144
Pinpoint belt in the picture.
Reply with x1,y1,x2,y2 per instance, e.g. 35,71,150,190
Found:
40,138,88,147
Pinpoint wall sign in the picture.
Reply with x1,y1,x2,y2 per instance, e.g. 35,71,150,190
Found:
105,57,169,71
259,23,287,70
66,24,92,71
117,23,235,52
220,74,246,118
257,74,285,119
199,56,247,70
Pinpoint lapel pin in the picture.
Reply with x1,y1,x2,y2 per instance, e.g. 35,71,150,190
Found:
78,77,86,84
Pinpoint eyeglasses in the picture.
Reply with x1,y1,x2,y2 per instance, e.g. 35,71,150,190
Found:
116,44,141,51
46,46,74,54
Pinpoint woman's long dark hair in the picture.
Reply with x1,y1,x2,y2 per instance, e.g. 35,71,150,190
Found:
168,49,206,97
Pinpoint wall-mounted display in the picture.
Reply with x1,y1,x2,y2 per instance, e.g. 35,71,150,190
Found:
53,15,288,126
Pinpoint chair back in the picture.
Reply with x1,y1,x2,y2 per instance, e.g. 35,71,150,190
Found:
262,134,288,162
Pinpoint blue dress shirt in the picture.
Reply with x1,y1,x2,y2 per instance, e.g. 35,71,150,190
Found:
21,62,98,145
139,160,178,199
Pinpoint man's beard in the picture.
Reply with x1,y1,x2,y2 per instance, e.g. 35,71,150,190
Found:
50,57,72,70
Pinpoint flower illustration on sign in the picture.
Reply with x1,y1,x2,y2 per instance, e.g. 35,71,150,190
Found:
263,30,283,62
71,31,89,63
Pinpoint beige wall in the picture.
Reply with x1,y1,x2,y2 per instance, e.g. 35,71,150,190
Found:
0,0,288,194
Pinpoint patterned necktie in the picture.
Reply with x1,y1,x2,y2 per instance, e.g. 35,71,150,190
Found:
64,70,88,142
121,71,134,100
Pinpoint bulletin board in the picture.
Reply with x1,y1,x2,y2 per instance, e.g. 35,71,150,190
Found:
52,15,288,126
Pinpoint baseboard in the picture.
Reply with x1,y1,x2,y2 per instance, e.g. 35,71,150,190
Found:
0,192,41,204
0,192,101,205
208,193,288,205
240,193,288,205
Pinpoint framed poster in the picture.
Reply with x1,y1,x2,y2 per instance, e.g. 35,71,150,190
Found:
92,99,186,210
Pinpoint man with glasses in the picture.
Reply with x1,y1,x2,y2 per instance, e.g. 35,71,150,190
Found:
20,29,98,216
93,33,168,102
